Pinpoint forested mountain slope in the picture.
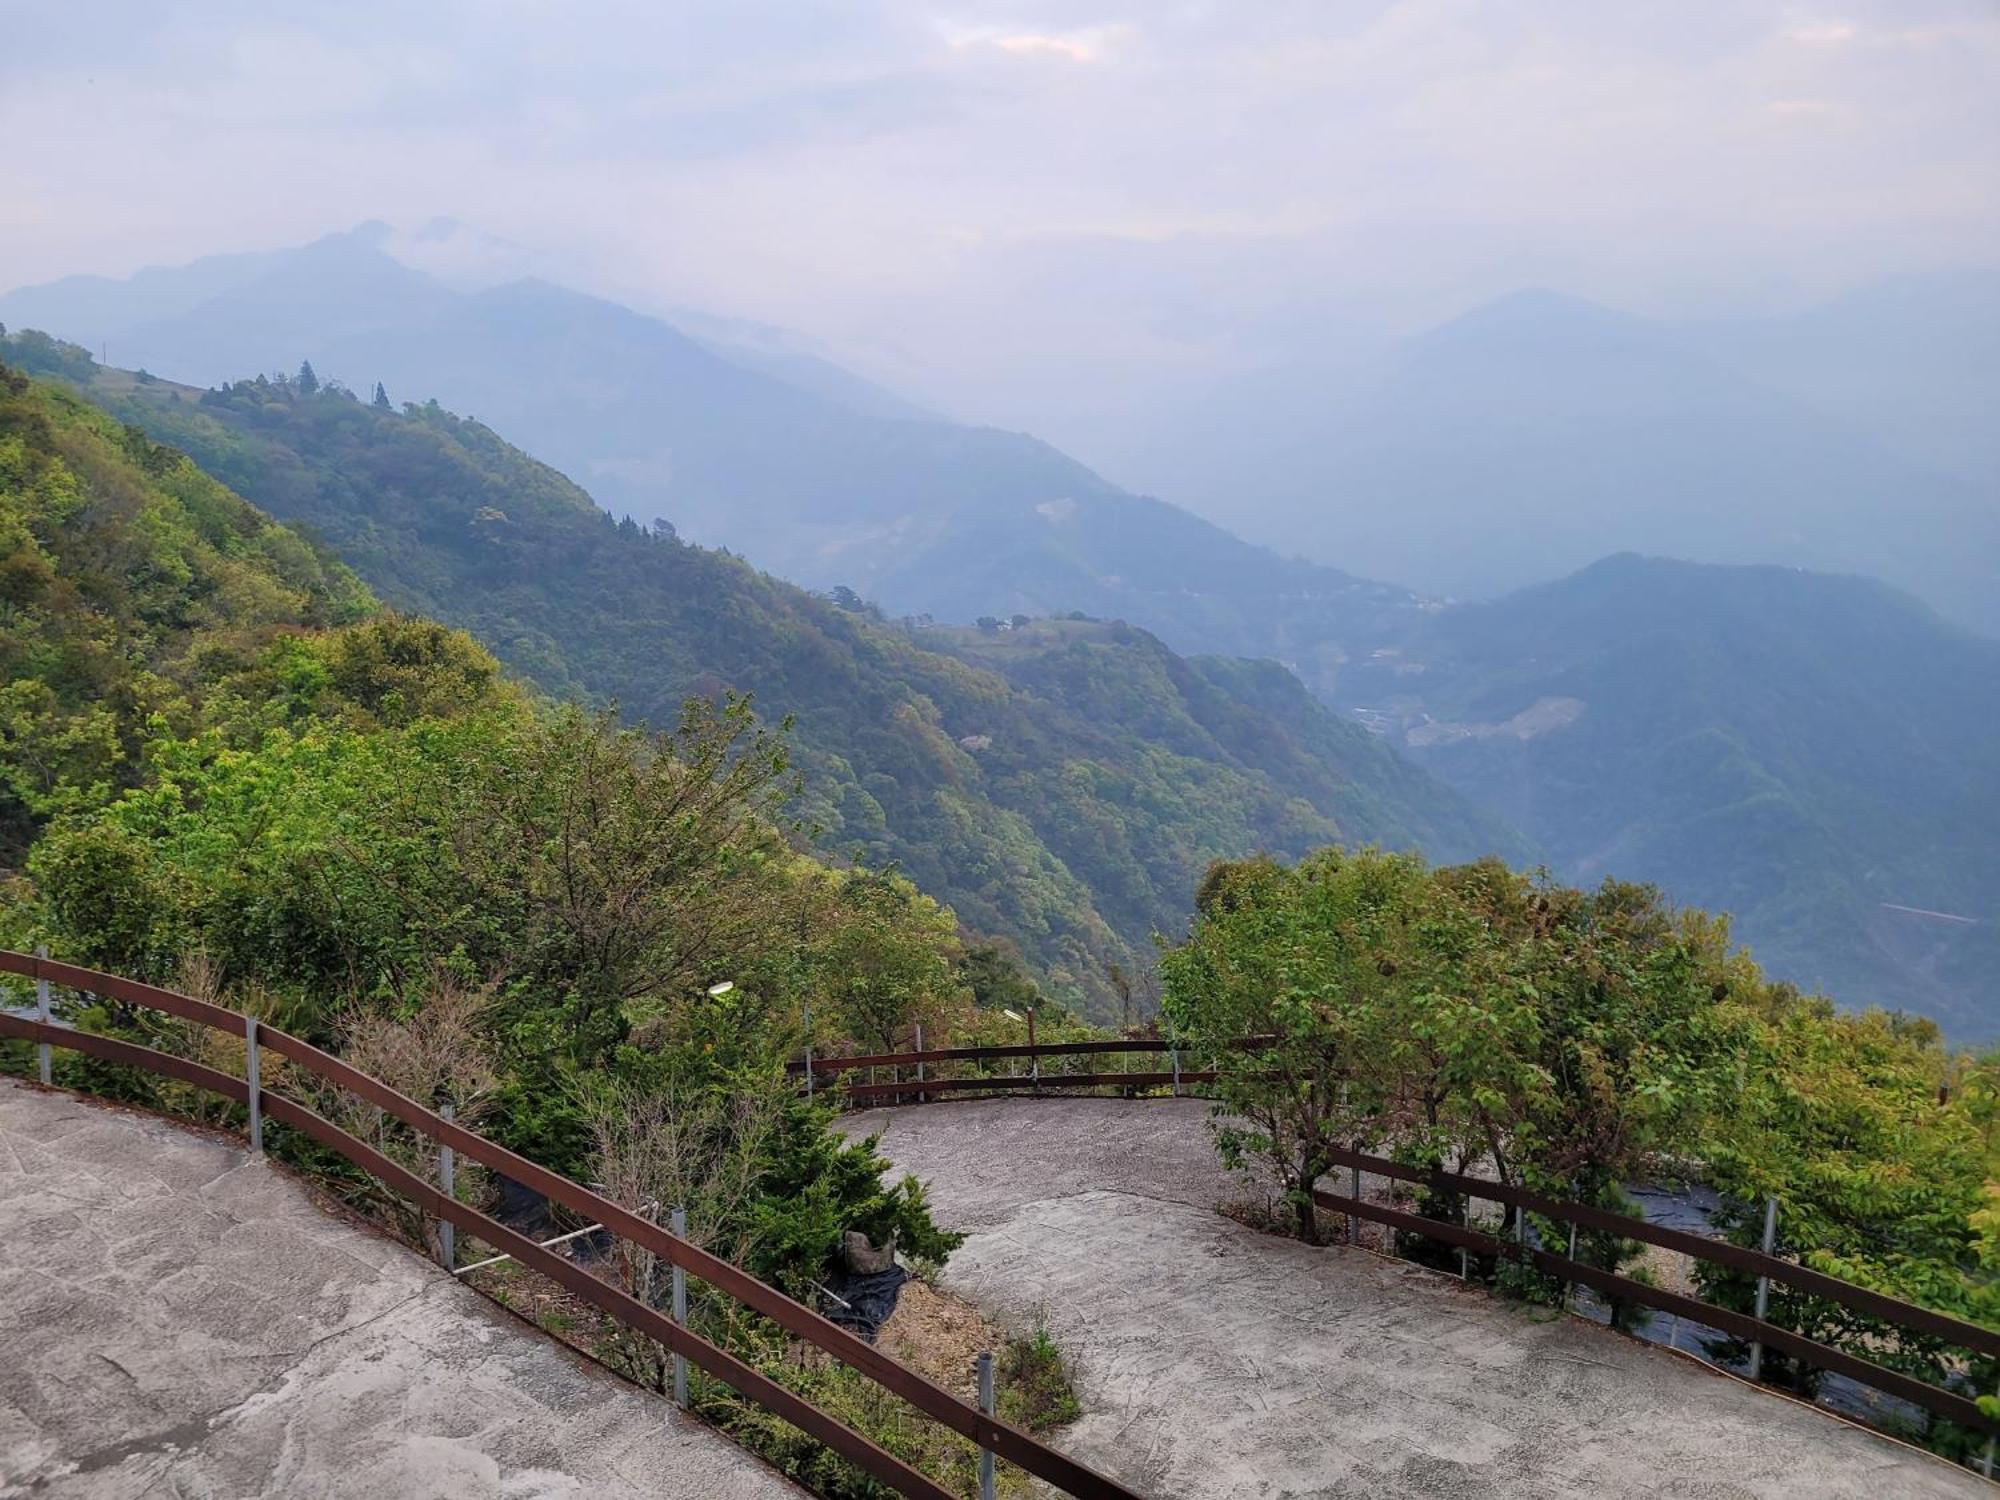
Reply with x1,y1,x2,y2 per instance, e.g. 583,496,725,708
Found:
0,358,372,861
1339,554,2000,1036
24,342,1515,1015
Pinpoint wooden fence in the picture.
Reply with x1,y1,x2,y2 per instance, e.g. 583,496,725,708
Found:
805,1032,2000,1448
0,951,1142,1500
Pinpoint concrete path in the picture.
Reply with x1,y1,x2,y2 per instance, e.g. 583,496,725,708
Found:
852,1095,1987,1500
0,1079,800,1500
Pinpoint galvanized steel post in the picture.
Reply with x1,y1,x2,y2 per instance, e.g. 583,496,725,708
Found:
33,945,51,1086
243,1013,263,1153
1983,1373,1997,1479
1170,1042,1181,1097
976,1349,996,1500
671,1205,689,1409
437,1102,456,1269
913,1023,926,1104
1748,1194,1777,1381
1349,1162,1360,1245
1564,1221,1579,1312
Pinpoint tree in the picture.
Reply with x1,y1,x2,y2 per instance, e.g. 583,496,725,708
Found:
1160,851,1478,1243
1162,849,1741,1248
372,381,391,410
297,360,320,395
1695,1003,1995,1436
963,942,1040,1014
802,867,960,1053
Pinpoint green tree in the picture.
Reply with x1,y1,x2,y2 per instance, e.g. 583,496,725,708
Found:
1162,849,1527,1242
1163,849,1748,1249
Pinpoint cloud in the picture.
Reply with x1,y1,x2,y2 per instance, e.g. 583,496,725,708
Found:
1787,22,1859,45
945,23,1134,64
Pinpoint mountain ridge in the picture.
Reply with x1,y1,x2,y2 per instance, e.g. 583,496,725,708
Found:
0,227,1428,702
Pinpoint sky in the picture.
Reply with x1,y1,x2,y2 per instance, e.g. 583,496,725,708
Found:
3,1,1997,432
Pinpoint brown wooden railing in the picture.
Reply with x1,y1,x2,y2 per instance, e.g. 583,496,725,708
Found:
794,1034,1275,1104
0,952,1143,1500
807,1035,2000,1448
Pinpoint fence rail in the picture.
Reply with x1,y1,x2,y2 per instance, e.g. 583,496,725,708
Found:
802,1033,1271,1105
807,1033,2000,1445
791,1035,1271,1076
0,951,1142,1500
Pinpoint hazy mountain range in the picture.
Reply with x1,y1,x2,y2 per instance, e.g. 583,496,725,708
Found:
0,225,1425,688
5,230,1995,1033
9,226,1993,643
1176,280,2000,635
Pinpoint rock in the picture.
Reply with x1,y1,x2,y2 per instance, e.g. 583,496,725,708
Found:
843,1229,897,1274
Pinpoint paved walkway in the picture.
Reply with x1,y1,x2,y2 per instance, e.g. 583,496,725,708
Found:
0,1079,800,1500
852,1095,1987,1500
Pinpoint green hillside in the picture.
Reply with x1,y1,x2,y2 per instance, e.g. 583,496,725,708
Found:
23,339,1517,1014
1340,554,2000,1036
0,354,371,861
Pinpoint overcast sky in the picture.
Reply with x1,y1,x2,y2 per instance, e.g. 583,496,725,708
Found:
3,1,1996,427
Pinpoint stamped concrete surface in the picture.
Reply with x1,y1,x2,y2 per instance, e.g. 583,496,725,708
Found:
0,1079,800,1500
852,1095,1986,1500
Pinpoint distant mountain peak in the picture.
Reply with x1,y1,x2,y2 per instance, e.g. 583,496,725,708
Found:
1412,286,1656,356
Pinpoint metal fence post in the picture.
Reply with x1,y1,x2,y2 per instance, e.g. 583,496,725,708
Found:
1349,1161,1360,1245
437,1102,456,1269
1027,1009,1039,1090
976,1349,996,1500
671,1205,689,1408
1983,1374,1997,1479
1748,1194,1778,1381
913,1023,926,1104
1564,1221,1579,1312
1170,1043,1182,1097
34,945,51,1086
243,1014,263,1154
803,1005,814,1100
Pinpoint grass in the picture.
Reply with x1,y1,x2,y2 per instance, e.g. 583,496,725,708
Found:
999,1325,1082,1432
